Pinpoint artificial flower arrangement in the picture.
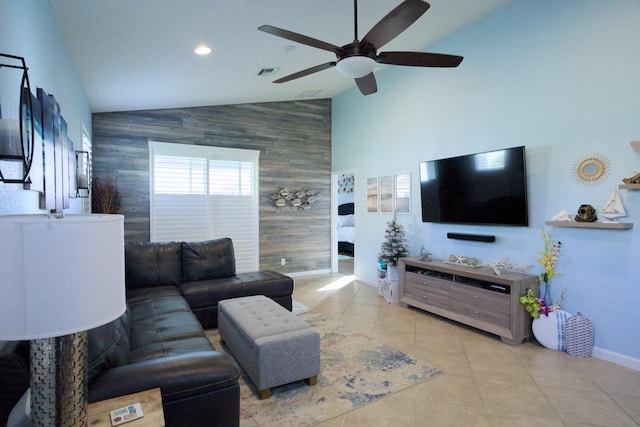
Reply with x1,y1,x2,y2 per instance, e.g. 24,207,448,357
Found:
520,229,565,318
519,289,549,319
535,229,562,284
520,287,567,319
91,177,121,214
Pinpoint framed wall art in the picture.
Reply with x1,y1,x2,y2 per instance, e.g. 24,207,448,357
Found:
379,175,394,213
366,177,378,213
395,173,411,214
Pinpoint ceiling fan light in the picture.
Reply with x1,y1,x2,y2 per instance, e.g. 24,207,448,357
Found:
336,56,377,79
194,45,212,55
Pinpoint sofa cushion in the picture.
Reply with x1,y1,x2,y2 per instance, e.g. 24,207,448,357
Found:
126,285,185,307
182,238,236,282
125,242,182,289
126,286,204,350
179,270,294,310
129,336,215,363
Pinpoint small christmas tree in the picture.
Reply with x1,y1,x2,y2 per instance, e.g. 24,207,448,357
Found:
378,214,408,267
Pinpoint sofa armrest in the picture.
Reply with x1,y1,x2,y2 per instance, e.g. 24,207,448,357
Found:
88,351,240,404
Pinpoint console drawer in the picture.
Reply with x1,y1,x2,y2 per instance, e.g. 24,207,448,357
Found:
405,284,449,309
450,298,510,328
405,274,449,309
450,283,510,313
405,272,449,295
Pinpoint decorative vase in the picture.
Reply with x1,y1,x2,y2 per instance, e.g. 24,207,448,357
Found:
541,280,552,306
565,312,595,357
532,309,570,351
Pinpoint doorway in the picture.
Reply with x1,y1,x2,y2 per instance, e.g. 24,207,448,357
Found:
332,171,355,275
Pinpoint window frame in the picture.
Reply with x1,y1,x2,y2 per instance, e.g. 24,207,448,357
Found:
149,141,260,271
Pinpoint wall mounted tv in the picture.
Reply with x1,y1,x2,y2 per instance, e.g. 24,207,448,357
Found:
419,146,529,226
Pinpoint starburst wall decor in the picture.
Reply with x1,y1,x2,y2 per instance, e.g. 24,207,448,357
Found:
572,153,610,185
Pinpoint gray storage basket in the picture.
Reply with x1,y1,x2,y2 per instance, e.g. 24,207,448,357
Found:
565,312,594,357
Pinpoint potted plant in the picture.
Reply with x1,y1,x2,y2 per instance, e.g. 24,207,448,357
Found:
378,214,408,270
91,177,121,214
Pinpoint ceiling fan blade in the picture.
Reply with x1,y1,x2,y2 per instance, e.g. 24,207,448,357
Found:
377,51,463,67
258,25,342,54
362,0,430,50
355,73,377,95
273,62,337,83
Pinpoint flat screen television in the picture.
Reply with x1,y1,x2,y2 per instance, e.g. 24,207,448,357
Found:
419,146,529,226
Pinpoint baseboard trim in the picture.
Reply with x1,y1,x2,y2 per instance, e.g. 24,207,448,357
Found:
592,347,640,371
363,282,376,289
287,269,331,278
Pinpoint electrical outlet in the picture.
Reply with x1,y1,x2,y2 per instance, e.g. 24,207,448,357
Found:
281,257,286,266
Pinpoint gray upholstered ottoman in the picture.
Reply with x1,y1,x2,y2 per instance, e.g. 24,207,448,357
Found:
218,295,320,399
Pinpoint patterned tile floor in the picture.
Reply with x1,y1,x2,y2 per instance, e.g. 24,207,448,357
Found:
292,265,640,426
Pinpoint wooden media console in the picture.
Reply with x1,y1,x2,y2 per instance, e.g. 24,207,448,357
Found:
398,258,539,345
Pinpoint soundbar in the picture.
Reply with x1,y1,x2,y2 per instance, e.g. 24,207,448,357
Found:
447,232,495,243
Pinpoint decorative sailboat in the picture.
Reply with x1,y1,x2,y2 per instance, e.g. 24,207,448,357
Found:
601,189,627,222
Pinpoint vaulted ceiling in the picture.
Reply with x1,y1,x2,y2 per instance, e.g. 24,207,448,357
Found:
50,0,510,113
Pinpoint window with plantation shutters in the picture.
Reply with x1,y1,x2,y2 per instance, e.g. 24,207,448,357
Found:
149,141,260,271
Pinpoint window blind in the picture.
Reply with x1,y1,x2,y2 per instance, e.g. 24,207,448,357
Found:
149,141,259,271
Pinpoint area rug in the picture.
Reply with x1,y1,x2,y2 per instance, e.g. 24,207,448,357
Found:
205,310,441,426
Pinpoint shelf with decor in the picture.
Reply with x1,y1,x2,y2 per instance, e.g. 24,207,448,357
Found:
619,184,640,190
545,221,633,230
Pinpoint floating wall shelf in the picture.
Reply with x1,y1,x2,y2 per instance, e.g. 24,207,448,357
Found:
545,221,633,230
619,184,640,190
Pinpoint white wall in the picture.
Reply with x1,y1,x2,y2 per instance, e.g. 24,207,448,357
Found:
0,0,91,214
332,0,640,366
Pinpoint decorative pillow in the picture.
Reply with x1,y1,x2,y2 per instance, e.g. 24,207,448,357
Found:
125,242,182,289
338,214,354,227
182,238,236,282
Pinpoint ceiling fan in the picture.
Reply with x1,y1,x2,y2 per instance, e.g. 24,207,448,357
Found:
258,0,463,96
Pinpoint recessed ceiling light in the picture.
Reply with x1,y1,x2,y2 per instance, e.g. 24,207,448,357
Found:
194,45,212,55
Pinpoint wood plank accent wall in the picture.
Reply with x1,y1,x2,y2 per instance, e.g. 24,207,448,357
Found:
92,100,332,273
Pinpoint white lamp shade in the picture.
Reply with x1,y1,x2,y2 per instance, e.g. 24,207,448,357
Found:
0,214,126,340
336,56,377,79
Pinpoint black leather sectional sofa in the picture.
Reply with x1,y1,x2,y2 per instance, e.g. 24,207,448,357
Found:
0,238,294,427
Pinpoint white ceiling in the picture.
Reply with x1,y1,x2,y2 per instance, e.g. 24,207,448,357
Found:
50,0,510,113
